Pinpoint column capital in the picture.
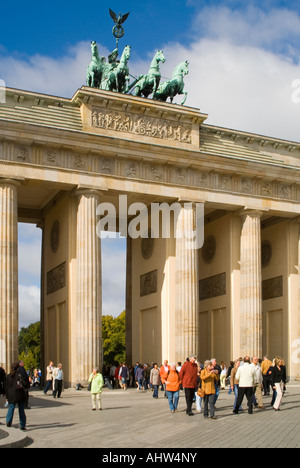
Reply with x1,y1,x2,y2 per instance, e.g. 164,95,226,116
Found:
0,178,22,189
238,208,265,220
74,186,103,199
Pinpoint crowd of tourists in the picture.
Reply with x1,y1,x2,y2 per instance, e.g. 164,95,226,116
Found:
0,354,286,430
102,354,287,419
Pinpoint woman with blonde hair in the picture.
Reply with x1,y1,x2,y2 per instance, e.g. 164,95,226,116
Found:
200,360,218,419
271,357,286,411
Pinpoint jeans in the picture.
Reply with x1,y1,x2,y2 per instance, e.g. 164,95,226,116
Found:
6,402,26,429
138,378,143,389
233,384,242,411
153,385,159,398
214,384,220,405
166,390,179,412
44,379,52,394
195,391,203,411
203,394,215,418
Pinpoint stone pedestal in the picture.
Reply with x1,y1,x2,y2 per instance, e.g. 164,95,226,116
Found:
240,210,263,357
0,180,19,371
175,204,198,362
76,190,102,383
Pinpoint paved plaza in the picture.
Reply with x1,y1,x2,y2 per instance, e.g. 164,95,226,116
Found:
0,384,299,448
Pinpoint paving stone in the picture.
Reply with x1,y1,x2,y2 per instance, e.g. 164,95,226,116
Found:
0,385,299,448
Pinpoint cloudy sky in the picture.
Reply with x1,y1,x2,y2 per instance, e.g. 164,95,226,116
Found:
1,0,300,327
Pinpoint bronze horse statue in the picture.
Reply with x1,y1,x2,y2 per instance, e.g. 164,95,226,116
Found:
130,50,166,98
153,60,189,105
86,41,106,88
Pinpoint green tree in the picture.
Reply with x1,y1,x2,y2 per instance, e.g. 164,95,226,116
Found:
18,321,41,371
102,311,126,364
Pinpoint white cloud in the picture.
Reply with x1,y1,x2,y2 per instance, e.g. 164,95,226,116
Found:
18,284,40,329
18,223,42,286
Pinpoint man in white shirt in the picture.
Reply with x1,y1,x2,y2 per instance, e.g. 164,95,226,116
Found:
233,356,256,415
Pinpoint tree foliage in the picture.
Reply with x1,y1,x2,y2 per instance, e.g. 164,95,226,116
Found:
102,311,126,364
18,321,41,370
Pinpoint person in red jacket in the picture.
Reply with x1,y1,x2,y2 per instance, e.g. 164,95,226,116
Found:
179,355,198,416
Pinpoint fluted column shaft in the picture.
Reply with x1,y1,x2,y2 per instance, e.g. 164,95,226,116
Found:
175,204,198,362
240,210,262,357
0,180,19,371
76,190,102,383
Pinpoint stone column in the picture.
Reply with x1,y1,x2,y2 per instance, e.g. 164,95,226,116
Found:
0,180,19,371
76,189,102,383
239,210,263,357
175,203,198,362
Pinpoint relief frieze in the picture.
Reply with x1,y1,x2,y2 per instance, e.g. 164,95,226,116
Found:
91,106,192,144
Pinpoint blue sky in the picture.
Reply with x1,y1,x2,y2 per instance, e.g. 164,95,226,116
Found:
2,0,300,326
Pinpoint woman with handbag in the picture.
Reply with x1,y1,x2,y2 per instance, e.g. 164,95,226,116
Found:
5,362,30,430
200,361,218,420
88,368,104,411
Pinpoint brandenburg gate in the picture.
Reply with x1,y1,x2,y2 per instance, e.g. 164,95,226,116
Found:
0,12,299,384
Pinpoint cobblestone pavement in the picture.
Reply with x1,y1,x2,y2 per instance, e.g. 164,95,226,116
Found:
0,385,299,448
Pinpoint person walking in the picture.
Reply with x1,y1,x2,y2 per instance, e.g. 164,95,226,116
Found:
88,368,104,411
220,362,228,390
160,360,170,398
53,363,64,398
211,358,221,405
233,356,256,415
179,355,198,416
161,363,181,413
0,366,6,424
195,362,203,413
230,360,242,412
261,356,273,396
150,363,160,399
200,361,218,419
5,362,30,431
44,361,54,395
271,357,286,411
135,364,144,390
251,356,265,409
18,360,31,409
119,363,129,390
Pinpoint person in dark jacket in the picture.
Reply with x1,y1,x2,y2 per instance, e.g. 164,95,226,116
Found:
5,361,30,430
18,360,31,408
0,366,6,424
179,355,198,416
0,366,6,396
271,357,286,411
